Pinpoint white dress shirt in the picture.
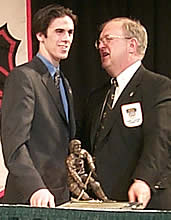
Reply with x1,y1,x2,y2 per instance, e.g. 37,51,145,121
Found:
112,60,141,108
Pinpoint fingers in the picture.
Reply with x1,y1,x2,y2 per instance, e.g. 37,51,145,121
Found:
30,189,55,208
128,179,151,209
137,193,149,208
128,189,136,203
48,196,56,208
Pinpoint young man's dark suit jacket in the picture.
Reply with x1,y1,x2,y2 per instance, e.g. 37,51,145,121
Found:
1,56,76,205
82,65,171,209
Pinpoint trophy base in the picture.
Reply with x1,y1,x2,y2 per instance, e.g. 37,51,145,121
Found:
58,198,143,210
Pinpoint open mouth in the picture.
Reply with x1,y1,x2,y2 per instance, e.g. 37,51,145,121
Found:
59,45,69,49
101,51,110,59
103,51,109,57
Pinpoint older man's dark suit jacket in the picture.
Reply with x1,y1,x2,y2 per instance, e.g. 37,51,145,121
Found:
82,65,171,209
1,56,76,205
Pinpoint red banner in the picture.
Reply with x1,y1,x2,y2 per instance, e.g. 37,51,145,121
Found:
0,0,32,105
0,0,32,196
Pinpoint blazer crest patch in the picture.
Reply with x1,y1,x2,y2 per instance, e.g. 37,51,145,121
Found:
121,102,143,127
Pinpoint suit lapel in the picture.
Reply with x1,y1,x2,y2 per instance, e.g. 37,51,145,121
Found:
41,72,67,122
93,66,143,146
90,85,109,147
29,56,72,124
90,101,104,147
62,74,76,136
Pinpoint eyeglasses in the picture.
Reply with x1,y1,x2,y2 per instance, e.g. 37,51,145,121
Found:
95,34,132,49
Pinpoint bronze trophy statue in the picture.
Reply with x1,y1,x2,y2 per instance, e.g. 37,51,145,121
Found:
64,139,142,210
66,139,108,201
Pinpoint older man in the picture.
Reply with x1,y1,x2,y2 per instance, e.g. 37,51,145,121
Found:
82,17,171,209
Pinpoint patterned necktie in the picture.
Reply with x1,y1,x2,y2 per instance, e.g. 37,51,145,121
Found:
100,78,118,123
54,70,69,122
54,70,60,89
94,77,118,150
107,77,118,110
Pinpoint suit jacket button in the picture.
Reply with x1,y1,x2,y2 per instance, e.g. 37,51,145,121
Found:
103,112,107,118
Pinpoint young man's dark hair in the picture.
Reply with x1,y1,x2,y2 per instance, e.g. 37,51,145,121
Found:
32,4,78,37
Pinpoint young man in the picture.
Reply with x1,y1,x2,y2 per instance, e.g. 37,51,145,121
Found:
82,17,171,209
1,4,77,207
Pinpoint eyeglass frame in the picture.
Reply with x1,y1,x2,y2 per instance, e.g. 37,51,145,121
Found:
95,34,132,49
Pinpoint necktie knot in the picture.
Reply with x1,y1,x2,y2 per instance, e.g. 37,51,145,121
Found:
54,70,60,88
107,78,118,109
111,77,118,88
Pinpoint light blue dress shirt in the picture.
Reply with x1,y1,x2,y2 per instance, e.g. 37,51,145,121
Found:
37,53,69,122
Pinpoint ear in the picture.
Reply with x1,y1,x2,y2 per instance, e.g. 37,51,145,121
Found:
36,32,45,42
128,38,138,54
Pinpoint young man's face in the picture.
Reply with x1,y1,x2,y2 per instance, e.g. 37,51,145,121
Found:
37,15,74,66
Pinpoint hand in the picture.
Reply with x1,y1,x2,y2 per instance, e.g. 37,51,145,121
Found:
80,182,87,190
30,189,55,208
90,165,96,173
128,179,151,209
92,170,98,179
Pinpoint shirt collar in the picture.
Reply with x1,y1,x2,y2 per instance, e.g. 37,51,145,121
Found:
116,60,141,88
36,53,60,78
